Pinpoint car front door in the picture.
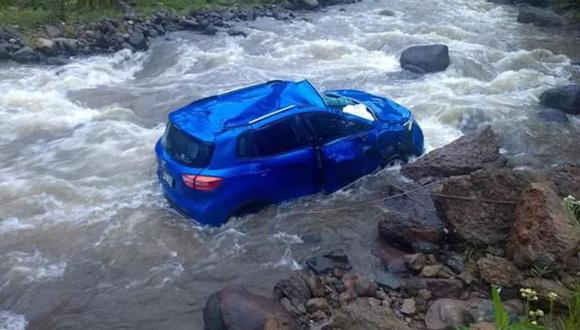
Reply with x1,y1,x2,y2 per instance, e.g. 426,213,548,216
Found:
246,115,320,203
303,113,378,193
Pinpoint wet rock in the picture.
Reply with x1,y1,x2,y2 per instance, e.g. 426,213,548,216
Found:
378,9,396,16
400,298,417,315
401,126,506,182
306,298,329,314
487,0,514,4
537,109,569,124
378,211,443,252
405,253,427,272
179,17,199,30
425,298,522,330
517,6,564,27
0,43,11,60
343,273,377,298
374,245,408,290
401,278,463,299
203,286,299,330
400,44,450,74
433,168,535,247
274,272,312,309
442,252,465,274
514,0,549,8
227,28,247,37
306,249,352,275
301,272,324,298
332,298,411,330
540,85,580,115
126,30,148,51
521,277,572,308
549,163,580,199
11,46,42,63
476,256,523,287
508,183,580,268
54,38,80,55
298,0,320,10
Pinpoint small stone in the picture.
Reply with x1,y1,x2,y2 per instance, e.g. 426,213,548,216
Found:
405,253,426,272
421,264,443,278
310,310,327,322
306,297,329,314
400,298,417,315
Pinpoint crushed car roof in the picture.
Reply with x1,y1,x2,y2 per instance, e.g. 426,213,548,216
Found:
170,80,327,140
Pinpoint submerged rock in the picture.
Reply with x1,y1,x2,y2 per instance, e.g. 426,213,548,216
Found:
401,126,506,182
400,44,450,74
508,183,580,268
306,249,352,275
203,286,298,330
537,109,569,124
433,168,534,247
540,85,580,115
377,210,444,252
517,6,564,27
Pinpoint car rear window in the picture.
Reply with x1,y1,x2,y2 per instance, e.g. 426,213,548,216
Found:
163,123,214,167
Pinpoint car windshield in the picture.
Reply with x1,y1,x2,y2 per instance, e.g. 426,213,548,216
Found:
163,123,214,167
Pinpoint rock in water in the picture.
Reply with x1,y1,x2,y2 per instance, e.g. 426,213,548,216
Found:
127,30,148,51
11,46,42,63
400,44,450,73
401,126,506,182
508,183,580,268
306,249,352,274
514,0,549,8
377,210,443,252
433,168,535,247
203,286,298,330
540,85,580,115
517,7,564,27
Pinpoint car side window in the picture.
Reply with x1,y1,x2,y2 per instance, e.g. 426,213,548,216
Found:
250,117,308,157
304,113,370,145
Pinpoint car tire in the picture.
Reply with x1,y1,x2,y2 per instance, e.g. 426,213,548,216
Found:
383,153,408,168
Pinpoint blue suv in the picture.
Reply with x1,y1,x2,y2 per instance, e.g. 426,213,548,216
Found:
156,80,424,226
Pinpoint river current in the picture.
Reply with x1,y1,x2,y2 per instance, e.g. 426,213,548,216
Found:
1,0,579,328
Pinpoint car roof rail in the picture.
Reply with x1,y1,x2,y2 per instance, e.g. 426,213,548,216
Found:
248,105,296,125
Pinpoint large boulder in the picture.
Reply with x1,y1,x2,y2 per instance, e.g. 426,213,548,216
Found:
377,210,444,252
332,298,411,330
433,169,534,246
508,183,580,268
401,126,506,182
476,256,523,287
11,46,42,63
514,0,549,8
540,85,580,115
400,44,450,74
203,286,299,330
126,30,148,51
517,6,564,27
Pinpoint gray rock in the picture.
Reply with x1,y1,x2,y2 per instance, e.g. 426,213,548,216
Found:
0,43,10,60
377,210,443,252
300,0,320,10
44,25,64,38
306,249,352,275
537,109,569,123
11,46,42,63
433,168,535,247
540,85,580,115
203,286,299,330
35,37,55,54
400,44,450,74
514,0,549,7
126,30,148,51
400,298,416,315
54,38,80,55
517,6,564,27
332,298,411,330
401,126,506,182
477,256,523,287
401,278,464,299
273,272,312,308
378,9,396,16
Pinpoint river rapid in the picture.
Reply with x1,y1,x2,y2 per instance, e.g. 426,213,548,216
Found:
1,0,579,329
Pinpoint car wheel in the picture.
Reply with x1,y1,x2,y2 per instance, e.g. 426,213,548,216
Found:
384,153,408,168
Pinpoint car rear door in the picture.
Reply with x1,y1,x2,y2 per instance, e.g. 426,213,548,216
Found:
302,113,378,193
245,115,320,203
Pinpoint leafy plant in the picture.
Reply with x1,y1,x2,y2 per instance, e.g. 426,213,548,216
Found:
491,286,545,330
527,264,554,279
562,195,580,225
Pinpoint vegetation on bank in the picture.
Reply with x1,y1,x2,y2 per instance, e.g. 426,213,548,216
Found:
0,0,275,29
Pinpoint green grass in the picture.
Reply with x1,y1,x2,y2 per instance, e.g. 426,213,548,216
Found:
0,0,275,31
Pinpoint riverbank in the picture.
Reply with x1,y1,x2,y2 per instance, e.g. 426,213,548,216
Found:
203,127,580,330
0,0,358,64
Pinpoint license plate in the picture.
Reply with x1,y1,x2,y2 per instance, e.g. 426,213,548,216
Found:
162,171,174,187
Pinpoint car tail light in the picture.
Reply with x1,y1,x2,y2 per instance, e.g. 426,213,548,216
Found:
181,174,222,191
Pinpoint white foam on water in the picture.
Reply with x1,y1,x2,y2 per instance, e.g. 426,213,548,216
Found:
0,218,33,235
0,311,27,330
3,251,66,284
